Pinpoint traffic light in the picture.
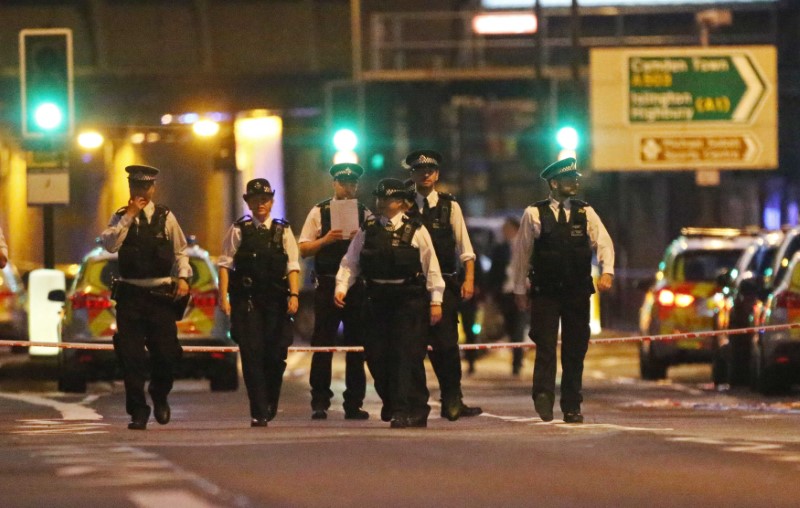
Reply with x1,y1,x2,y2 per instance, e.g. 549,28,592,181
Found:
332,128,359,164
20,28,74,140
556,125,579,160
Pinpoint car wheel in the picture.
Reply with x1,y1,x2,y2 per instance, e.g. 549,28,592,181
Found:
209,356,239,391
639,341,668,380
749,334,789,395
57,350,88,393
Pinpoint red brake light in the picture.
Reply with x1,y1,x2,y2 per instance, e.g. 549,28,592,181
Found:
192,290,218,308
774,291,800,310
657,289,694,308
71,291,112,310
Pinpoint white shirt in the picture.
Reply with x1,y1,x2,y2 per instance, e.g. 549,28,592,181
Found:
297,198,373,244
414,191,476,266
0,226,7,260
100,201,192,286
511,196,615,295
335,213,446,304
217,215,301,274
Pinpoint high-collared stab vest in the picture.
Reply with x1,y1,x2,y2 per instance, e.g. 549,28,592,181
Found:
408,192,457,274
313,198,367,276
117,205,174,279
230,216,289,295
529,199,594,296
360,217,423,283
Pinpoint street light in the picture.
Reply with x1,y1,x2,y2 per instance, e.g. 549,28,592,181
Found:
77,130,104,150
193,119,220,137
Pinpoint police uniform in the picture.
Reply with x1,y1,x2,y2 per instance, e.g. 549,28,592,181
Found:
218,179,301,427
511,158,615,423
404,150,482,421
100,165,193,430
298,163,370,420
336,178,446,428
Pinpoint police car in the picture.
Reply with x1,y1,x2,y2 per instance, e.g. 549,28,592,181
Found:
57,241,237,393
639,228,758,380
711,230,783,386
749,249,800,394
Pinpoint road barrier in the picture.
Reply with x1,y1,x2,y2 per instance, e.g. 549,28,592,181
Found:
1,323,799,354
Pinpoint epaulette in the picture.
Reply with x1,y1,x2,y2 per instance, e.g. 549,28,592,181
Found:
234,214,253,226
437,192,456,202
532,199,550,207
115,206,127,216
362,217,377,230
402,215,423,228
272,218,290,227
316,198,332,208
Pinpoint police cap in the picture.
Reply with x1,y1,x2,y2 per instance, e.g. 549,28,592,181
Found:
373,178,414,200
540,157,581,181
403,150,442,171
329,163,364,181
243,178,275,200
125,165,159,182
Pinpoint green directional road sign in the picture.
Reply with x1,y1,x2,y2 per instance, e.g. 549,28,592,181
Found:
591,46,777,171
628,54,767,123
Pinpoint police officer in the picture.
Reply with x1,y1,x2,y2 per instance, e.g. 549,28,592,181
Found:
218,178,300,427
405,150,482,421
335,178,445,428
512,157,614,424
0,224,7,268
100,165,193,430
298,163,370,420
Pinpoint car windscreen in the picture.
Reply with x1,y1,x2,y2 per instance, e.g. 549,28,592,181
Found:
675,249,743,282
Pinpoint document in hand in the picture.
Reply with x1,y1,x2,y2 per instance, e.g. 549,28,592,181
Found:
330,199,359,240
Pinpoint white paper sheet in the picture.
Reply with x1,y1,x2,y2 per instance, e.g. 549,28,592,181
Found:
330,199,359,239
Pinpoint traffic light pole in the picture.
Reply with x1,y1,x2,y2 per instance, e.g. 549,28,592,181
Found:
43,205,54,269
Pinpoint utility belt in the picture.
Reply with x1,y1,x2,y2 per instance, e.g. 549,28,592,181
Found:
111,279,190,321
365,274,426,297
229,275,288,300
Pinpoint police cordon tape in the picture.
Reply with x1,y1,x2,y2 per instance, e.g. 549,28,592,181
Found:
2,323,800,354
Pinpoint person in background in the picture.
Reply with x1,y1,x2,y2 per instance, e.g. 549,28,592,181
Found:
218,178,300,428
487,217,525,375
101,165,192,431
298,163,370,421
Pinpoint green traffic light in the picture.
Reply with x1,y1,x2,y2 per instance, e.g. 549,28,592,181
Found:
370,153,385,170
556,126,579,151
333,128,358,152
33,102,64,130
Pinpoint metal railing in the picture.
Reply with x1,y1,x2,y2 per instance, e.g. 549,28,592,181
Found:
366,3,778,81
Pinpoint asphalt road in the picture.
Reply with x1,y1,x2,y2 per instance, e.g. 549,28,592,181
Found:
1,339,799,508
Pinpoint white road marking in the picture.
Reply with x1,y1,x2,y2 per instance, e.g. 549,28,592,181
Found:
0,392,103,420
129,489,219,508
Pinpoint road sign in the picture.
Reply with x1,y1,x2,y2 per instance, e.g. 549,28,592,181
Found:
27,167,70,205
591,46,777,171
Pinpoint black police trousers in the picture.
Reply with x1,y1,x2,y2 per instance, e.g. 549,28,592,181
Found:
113,284,182,420
364,284,430,421
230,294,290,421
309,276,366,412
529,292,591,413
427,281,464,407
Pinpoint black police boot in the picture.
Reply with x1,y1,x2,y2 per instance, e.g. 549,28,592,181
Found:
250,418,269,427
153,398,170,425
128,406,151,431
266,404,277,422
440,398,461,421
563,412,584,424
311,409,327,420
389,416,408,429
344,408,369,420
533,392,555,422
380,406,393,422
458,401,483,417
404,414,428,428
